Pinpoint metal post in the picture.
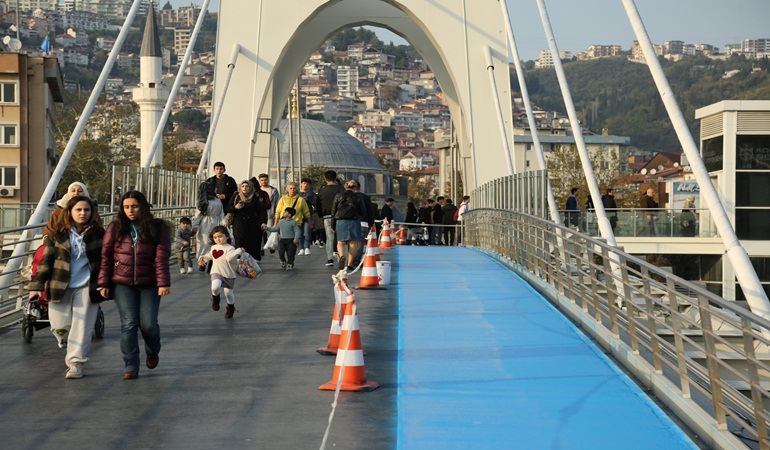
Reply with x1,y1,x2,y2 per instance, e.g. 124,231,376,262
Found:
482,46,514,176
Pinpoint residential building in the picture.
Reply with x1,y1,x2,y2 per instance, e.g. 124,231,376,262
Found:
359,110,391,127
535,49,573,68
0,53,64,205
337,64,359,98
348,124,382,150
160,5,200,27
742,38,770,57
389,107,422,129
576,44,623,60
174,27,192,56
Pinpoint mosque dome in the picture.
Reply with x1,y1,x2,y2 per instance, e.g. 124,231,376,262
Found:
272,119,383,172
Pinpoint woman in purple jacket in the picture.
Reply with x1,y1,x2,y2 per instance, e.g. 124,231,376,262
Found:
98,191,171,380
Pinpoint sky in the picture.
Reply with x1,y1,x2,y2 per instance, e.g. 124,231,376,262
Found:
167,0,769,61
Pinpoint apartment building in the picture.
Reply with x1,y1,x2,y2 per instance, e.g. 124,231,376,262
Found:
336,65,359,99
389,107,422,129
347,124,382,150
174,28,192,56
359,110,391,127
0,53,63,205
535,49,573,68
160,5,200,28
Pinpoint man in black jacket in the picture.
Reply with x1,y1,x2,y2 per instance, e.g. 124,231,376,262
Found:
316,170,343,266
351,182,376,267
331,180,367,271
205,162,237,205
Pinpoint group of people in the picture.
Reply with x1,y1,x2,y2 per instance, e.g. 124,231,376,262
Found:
403,195,470,246
31,182,170,380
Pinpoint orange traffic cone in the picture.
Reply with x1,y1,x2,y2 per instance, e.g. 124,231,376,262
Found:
368,226,381,262
396,224,407,245
356,229,385,290
316,277,347,356
379,218,392,250
318,291,379,392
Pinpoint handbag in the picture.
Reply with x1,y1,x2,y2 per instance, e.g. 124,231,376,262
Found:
263,231,279,251
238,253,262,279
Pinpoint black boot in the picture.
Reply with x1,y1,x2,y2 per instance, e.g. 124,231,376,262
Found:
211,294,220,311
225,304,235,319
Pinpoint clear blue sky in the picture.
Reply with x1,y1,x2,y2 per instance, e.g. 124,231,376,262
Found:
168,0,769,61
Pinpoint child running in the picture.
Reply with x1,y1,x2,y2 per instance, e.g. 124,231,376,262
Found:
265,207,301,270
197,226,244,319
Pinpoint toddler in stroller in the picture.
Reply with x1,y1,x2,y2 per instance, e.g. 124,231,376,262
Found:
22,293,104,345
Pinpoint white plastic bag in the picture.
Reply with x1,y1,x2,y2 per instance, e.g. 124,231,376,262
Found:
263,231,279,251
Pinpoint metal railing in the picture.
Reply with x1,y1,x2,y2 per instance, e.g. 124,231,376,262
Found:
559,207,720,238
0,206,196,326
463,208,769,450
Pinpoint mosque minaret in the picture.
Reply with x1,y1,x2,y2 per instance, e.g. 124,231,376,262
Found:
133,1,168,167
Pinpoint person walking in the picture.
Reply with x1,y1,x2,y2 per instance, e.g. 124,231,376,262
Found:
601,188,618,232
45,182,95,237
316,170,343,267
29,196,104,379
680,195,697,237
441,198,459,246
197,226,244,318
639,187,658,237
265,207,302,270
206,161,238,205
274,181,312,256
331,180,367,271
380,198,395,224
431,196,444,245
193,181,227,271
227,180,268,261
175,217,194,274
456,195,470,245
298,178,317,256
98,191,171,380
566,187,580,229
350,181,375,267
405,201,418,227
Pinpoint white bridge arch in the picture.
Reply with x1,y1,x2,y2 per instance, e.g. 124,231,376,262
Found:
211,0,516,190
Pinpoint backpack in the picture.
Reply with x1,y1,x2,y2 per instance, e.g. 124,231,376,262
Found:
453,208,460,222
21,244,47,301
335,192,357,219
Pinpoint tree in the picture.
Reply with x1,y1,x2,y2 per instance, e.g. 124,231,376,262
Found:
546,144,626,209
395,168,436,205
171,109,209,134
300,163,331,191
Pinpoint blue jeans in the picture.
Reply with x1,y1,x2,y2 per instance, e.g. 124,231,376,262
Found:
114,284,161,372
323,217,335,260
299,220,312,250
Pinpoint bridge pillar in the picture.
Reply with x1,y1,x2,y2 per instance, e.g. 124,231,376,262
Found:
211,0,515,190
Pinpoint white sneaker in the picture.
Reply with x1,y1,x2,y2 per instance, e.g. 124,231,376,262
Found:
304,248,310,255
180,268,186,274
186,267,193,274
65,362,83,379
297,249,305,256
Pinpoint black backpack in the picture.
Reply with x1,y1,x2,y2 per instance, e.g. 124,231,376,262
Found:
335,192,357,219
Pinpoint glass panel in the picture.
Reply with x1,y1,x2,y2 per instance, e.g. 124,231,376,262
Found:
1,83,13,103
4,167,15,186
736,173,770,207
749,257,770,282
736,135,770,170
736,209,770,240
3,126,14,145
703,136,724,172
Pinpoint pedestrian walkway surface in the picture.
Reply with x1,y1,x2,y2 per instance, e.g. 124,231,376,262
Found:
396,246,697,449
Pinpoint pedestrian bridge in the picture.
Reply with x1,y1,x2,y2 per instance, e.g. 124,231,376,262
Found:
0,209,766,449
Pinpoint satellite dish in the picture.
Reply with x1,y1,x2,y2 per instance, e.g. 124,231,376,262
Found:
7,38,21,52
650,169,657,175
684,165,691,172
640,168,647,175
2,36,9,45
673,162,679,167
658,165,664,171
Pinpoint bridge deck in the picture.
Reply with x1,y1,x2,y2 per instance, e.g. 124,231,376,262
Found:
0,246,696,449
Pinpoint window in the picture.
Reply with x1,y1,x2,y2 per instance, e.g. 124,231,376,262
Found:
0,82,16,103
0,166,17,187
0,125,16,145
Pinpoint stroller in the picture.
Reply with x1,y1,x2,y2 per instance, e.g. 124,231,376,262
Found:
22,294,105,344
20,243,105,344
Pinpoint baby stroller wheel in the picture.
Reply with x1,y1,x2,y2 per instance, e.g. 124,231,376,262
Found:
22,317,33,343
94,307,105,339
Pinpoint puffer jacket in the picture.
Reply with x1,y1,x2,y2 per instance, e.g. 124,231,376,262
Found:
29,225,104,303
98,219,171,288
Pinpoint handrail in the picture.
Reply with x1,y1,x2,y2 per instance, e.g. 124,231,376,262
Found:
463,208,769,449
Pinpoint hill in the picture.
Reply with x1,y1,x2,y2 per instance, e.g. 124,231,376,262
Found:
513,55,770,151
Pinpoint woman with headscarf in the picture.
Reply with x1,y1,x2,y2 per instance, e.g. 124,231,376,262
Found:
193,180,227,271
45,182,96,236
226,180,267,260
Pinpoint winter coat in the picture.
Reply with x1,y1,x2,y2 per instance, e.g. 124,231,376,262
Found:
30,225,104,303
98,219,171,288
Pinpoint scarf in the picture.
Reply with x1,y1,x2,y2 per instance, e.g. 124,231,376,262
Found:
56,182,90,208
238,180,255,203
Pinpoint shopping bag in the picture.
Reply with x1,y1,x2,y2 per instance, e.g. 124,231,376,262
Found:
238,252,262,279
263,231,279,251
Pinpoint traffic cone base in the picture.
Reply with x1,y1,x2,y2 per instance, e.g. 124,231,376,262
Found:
357,226,386,290
317,278,346,355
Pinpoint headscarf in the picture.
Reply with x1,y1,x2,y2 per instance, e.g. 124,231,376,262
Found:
56,182,90,208
238,180,255,203
197,180,215,214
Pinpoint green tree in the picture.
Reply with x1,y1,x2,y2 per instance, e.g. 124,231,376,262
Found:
300,163,331,191
172,109,209,134
396,168,436,205
547,144,625,209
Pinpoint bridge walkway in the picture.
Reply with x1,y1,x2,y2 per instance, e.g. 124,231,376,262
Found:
0,245,697,449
